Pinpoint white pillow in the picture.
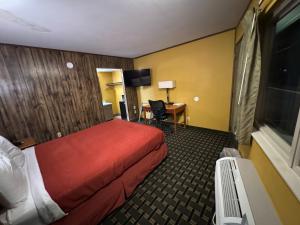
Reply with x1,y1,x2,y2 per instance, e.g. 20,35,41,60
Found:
0,136,25,168
0,151,28,209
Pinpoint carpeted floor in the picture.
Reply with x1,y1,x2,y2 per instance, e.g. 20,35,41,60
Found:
101,124,236,225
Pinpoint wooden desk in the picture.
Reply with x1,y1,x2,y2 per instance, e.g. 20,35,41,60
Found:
142,104,186,132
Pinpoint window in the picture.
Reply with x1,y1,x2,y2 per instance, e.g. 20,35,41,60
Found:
257,3,300,175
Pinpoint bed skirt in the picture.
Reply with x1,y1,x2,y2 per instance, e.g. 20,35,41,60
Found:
53,143,168,225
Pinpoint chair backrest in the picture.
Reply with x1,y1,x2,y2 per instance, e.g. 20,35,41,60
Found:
148,100,166,118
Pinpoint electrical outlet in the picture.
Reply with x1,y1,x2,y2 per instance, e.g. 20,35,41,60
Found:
187,116,190,122
57,132,62,138
133,105,136,110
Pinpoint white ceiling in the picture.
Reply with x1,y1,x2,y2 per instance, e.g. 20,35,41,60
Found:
0,0,249,58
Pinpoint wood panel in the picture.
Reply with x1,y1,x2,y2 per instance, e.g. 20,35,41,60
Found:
0,45,33,140
16,46,56,141
0,44,134,143
125,86,139,121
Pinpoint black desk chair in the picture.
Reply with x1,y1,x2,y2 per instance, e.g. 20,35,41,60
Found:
148,100,172,132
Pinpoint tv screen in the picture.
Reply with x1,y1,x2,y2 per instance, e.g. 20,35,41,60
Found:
124,69,151,87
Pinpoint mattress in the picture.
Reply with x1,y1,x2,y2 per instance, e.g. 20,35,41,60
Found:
35,119,165,212
54,143,168,225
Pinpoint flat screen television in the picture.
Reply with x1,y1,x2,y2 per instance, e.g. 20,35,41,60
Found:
123,69,151,87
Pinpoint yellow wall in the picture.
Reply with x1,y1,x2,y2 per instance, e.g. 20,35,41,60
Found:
134,30,235,131
240,140,300,225
112,71,124,114
97,72,118,114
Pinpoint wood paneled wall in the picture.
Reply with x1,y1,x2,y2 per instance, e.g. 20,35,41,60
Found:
0,44,134,143
125,87,139,120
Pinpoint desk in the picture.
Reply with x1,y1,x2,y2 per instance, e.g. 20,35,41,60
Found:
142,104,186,132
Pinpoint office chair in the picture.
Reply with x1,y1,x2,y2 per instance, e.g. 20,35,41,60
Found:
148,100,172,132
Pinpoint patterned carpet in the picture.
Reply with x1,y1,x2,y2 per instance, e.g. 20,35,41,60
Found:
101,124,236,225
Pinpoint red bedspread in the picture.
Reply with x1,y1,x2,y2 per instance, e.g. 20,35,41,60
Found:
35,119,165,212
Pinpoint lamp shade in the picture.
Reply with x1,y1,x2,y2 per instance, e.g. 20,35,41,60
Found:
158,80,176,89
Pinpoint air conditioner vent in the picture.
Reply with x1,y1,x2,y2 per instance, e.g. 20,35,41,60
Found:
220,159,241,218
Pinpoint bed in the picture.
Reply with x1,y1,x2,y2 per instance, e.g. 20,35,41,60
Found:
0,119,168,225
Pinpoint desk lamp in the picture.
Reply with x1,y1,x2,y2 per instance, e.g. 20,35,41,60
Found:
158,81,176,104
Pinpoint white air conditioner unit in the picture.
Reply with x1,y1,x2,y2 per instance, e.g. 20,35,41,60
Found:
214,157,282,225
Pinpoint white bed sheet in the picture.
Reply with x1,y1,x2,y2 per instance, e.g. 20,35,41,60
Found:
0,147,66,225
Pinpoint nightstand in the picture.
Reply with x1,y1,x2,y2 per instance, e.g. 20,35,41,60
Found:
16,138,36,150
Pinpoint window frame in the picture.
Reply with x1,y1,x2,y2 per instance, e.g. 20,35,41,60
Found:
260,125,291,161
256,0,300,176
291,109,300,175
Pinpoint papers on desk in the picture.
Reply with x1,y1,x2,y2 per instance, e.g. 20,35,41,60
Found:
173,103,184,106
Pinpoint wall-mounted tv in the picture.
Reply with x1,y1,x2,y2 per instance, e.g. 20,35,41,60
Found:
123,69,151,87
